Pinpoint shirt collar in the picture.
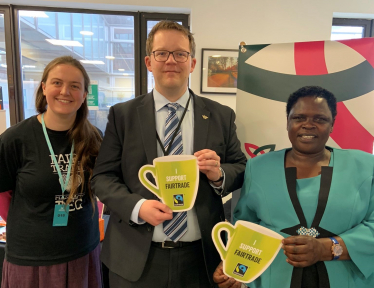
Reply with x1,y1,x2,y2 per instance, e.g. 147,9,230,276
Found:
154,88,191,112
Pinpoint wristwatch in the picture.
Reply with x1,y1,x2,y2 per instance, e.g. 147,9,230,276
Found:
329,237,343,260
212,167,224,183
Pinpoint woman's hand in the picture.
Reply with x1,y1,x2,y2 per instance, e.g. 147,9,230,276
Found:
283,235,350,267
213,261,243,288
282,235,325,267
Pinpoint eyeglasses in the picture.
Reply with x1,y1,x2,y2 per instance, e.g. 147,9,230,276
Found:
152,50,191,63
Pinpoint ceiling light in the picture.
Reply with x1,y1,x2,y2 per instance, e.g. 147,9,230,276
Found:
23,65,36,68
19,11,49,18
0,64,7,68
211,55,221,58
105,56,115,60
46,39,83,47
80,60,105,65
80,31,94,36
123,73,129,76
118,68,125,71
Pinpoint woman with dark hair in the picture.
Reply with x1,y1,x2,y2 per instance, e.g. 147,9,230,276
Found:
214,86,374,288
0,56,102,288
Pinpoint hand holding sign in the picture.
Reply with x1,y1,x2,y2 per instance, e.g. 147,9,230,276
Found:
213,262,243,288
139,200,173,226
194,149,222,183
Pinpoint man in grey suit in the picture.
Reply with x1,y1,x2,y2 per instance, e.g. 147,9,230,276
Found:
92,20,247,288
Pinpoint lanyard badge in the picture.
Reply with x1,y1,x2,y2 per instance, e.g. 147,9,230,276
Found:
53,204,69,226
41,113,74,227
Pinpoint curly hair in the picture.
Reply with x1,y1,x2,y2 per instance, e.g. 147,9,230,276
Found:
286,86,337,120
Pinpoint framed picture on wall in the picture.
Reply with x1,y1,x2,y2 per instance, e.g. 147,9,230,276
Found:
200,48,238,94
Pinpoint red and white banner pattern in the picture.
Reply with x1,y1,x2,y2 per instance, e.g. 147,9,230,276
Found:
236,38,374,157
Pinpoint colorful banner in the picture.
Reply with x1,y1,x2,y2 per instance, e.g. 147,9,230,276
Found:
236,38,374,157
138,155,199,211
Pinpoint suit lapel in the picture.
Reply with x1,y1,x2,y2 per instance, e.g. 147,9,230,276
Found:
137,92,158,164
193,91,210,153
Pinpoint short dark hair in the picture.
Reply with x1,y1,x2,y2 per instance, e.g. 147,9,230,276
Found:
146,20,196,57
286,86,337,120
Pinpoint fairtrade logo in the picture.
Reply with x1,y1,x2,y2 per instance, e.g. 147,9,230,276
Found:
173,194,184,206
244,143,276,158
233,263,248,277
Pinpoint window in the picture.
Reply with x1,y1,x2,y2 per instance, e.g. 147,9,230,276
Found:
331,18,373,40
16,10,138,132
0,6,189,133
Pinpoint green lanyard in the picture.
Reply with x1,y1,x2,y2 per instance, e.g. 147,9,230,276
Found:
41,113,74,195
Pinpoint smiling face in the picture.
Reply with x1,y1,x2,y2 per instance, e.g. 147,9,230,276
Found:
42,64,87,121
287,96,334,154
145,29,196,100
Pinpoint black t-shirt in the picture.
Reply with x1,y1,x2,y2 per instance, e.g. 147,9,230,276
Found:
0,116,99,266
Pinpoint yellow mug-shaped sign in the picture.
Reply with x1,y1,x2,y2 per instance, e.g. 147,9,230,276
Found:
138,155,199,211
212,221,283,283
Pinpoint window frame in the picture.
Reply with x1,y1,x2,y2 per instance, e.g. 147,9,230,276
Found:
1,5,22,126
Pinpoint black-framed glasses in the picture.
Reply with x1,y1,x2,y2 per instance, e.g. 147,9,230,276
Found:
152,50,191,63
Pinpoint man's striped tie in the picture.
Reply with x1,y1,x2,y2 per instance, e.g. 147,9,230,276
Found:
162,103,188,242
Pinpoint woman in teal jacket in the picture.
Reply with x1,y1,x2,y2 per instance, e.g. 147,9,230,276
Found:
214,86,374,288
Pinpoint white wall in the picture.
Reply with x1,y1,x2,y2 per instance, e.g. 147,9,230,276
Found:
4,0,374,111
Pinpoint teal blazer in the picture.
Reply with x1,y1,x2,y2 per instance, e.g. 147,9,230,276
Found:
234,148,374,288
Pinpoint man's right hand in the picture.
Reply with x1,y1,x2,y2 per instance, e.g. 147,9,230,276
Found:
138,200,173,226
213,262,243,288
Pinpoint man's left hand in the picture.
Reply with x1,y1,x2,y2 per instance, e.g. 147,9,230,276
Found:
194,149,222,184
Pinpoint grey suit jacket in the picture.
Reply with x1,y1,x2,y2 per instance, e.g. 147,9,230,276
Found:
92,90,246,285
